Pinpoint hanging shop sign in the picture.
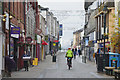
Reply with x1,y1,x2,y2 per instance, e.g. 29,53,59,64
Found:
10,38,14,58
37,35,41,44
88,40,94,47
11,27,20,34
45,35,49,41
59,24,63,36
53,43,56,46
35,28,42,35
53,40,59,43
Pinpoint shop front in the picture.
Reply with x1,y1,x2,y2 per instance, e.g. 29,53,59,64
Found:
37,35,41,61
98,42,110,53
10,24,20,70
41,40,48,60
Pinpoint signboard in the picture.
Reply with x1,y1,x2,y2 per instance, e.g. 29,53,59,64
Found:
5,12,9,30
59,24,63,36
88,41,94,47
53,40,59,43
10,38,14,57
53,43,56,46
98,42,110,48
37,35,41,43
45,35,48,41
35,28,42,35
11,27,20,34
85,38,89,46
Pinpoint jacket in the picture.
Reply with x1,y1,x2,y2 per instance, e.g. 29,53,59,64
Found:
66,50,73,57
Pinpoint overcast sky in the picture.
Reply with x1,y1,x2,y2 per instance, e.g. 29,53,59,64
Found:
38,0,85,49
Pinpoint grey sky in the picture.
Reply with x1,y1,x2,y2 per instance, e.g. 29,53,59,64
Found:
38,0,85,49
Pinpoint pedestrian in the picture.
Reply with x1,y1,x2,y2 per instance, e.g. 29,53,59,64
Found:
100,48,104,54
51,50,53,56
78,47,81,57
95,49,99,65
73,48,77,59
23,51,29,71
72,48,74,53
5,56,16,77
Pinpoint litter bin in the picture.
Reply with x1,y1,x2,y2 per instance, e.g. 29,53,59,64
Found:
52,55,56,62
96,54,109,72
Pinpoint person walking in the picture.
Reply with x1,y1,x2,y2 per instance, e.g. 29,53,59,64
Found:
78,48,81,57
72,48,74,53
23,51,29,71
5,56,16,77
73,48,77,59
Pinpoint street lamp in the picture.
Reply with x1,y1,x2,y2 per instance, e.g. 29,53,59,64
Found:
103,5,108,69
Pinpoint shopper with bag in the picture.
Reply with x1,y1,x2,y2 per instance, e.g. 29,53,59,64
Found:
23,51,30,71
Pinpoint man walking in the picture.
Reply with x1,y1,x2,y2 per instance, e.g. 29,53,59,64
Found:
78,48,81,57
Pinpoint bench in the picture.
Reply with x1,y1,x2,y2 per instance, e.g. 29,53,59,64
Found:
105,67,115,75
105,60,118,75
114,69,120,79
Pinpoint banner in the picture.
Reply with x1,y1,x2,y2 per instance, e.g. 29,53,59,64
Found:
59,24,63,36
11,27,20,34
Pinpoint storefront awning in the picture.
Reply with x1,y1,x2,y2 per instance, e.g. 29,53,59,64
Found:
53,40,59,43
42,40,48,45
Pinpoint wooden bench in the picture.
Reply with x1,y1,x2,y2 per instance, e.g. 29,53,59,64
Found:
114,69,120,79
105,67,115,75
105,60,118,76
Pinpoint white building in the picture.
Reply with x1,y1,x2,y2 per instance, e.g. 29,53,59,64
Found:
26,3,36,58
0,15,5,76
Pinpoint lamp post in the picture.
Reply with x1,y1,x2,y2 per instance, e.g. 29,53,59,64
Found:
103,5,108,69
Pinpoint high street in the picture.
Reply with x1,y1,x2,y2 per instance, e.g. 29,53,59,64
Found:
10,51,113,78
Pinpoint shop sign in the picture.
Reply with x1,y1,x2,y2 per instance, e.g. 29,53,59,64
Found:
26,37,32,43
59,24,63,36
53,43,56,46
11,27,20,34
45,35,48,41
53,40,59,43
88,40,94,47
99,42,110,48
37,35,41,43
35,28,42,35
10,38,14,57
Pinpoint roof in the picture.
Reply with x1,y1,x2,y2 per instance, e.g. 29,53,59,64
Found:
84,0,96,11
73,28,84,34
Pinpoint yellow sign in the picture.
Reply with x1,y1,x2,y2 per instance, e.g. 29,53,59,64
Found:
53,43,56,46
32,58,38,65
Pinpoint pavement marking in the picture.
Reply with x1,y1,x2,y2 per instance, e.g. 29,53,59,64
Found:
90,72,103,78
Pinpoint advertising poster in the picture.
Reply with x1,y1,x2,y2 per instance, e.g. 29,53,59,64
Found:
59,24,63,36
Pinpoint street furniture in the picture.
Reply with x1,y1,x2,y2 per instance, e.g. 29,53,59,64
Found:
114,69,120,79
33,58,38,65
105,60,118,76
96,54,109,73
109,52,120,67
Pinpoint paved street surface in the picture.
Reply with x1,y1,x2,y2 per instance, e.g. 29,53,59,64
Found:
8,51,114,78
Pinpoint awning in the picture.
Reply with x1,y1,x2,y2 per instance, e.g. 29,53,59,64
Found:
42,40,48,45
53,40,59,43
